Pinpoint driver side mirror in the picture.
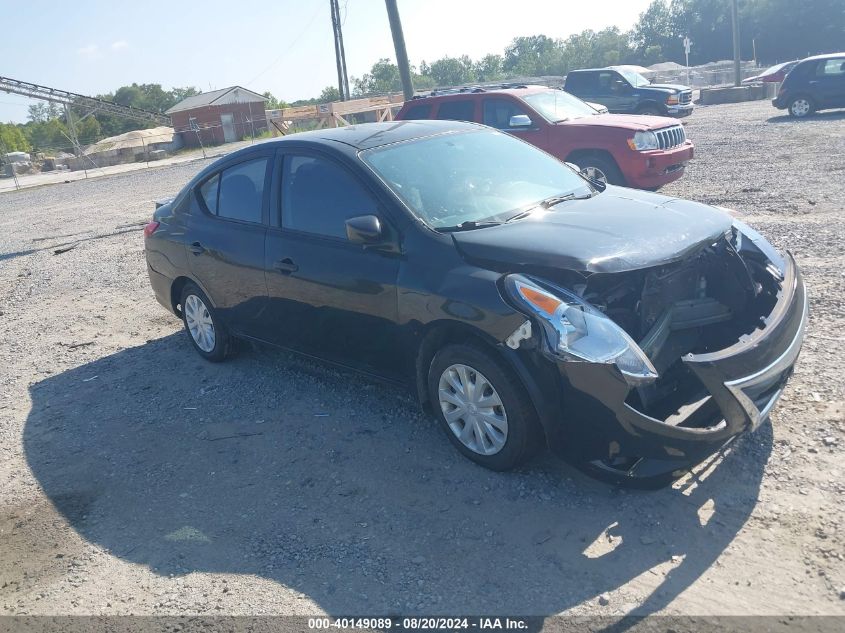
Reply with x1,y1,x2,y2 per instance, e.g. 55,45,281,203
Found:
509,114,533,128
345,214,383,244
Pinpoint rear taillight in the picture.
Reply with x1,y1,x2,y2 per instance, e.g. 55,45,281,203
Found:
143,221,160,238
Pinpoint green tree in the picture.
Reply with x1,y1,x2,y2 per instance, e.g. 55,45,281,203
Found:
475,54,504,82
318,86,341,102
503,35,564,75
428,55,478,87
0,123,31,152
262,91,289,109
352,58,403,96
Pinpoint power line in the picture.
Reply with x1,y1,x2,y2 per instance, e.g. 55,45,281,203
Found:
245,4,325,89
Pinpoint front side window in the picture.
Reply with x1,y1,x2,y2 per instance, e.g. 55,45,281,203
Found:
482,98,531,129
281,155,378,239
361,129,590,230
198,157,268,223
435,100,475,122
521,90,598,122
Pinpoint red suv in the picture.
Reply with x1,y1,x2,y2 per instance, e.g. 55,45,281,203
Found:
395,84,694,190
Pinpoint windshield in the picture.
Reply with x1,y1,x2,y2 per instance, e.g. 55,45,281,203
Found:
521,90,598,122
361,129,591,230
618,69,652,87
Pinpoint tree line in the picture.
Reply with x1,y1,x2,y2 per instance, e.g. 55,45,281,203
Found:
3,0,841,154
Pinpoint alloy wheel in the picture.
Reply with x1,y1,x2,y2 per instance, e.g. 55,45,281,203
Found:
581,166,608,184
790,98,811,117
184,294,216,353
438,363,508,455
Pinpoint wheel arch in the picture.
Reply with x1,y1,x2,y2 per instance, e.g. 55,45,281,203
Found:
413,319,557,450
564,149,625,186
636,100,666,115
170,275,217,317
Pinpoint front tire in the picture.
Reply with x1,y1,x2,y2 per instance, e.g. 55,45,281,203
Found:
788,96,814,118
427,344,540,471
636,104,663,116
180,283,232,362
578,155,625,187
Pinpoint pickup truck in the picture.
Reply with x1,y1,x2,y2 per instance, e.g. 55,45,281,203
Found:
395,84,694,190
564,67,694,118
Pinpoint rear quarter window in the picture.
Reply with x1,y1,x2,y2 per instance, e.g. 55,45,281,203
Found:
565,72,591,93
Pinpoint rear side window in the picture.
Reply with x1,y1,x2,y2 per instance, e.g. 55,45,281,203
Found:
281,155,378,240
818,59,845,76
565,72,592,93
403,103,432,119
435,100,475,122
198,158,268,223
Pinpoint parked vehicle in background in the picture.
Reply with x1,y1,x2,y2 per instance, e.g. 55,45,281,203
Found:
144,121,807,485
772,52,845,117
564,67,694,117
742,60,799,85
395,84,693,190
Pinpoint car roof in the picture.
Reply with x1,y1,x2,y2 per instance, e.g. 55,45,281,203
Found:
799,52,845,62
407,84,553,101
232,120,484,154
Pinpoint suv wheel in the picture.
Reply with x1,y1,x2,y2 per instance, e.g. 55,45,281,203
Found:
788,96,814,118
637,104,663,116
427,344,540,471
180,283,232,362
578,156,625,187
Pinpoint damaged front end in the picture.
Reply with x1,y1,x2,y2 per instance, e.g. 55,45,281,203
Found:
504,221,808,484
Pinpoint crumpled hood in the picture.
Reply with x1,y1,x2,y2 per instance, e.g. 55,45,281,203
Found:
451,186,733,274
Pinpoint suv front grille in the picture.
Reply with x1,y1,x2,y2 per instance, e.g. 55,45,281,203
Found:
679,90,692,105
655,125,687,150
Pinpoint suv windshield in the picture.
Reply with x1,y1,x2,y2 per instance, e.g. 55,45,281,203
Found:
618,69,651,87
521,90,597,122
361,129,591,230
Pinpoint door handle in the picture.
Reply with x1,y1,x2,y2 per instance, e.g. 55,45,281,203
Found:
190,242,205,256
273,257,299,274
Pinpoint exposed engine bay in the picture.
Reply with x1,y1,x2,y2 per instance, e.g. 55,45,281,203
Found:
571,230,784,417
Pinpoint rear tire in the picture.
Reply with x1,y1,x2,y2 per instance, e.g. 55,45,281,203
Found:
427,343,540,471
180,282,232,362
578,155,625,187
788,96,814,118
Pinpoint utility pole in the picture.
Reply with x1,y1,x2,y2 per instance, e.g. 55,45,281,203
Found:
731,0,741,86
330,0,350,100
385,0,414,100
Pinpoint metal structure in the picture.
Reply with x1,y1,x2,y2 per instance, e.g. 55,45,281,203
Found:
385,0,414,100
0,76,172,126
1,75,172,163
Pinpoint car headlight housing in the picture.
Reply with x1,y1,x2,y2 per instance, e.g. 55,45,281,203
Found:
628,130,659,151
666,94,679,105
505,275,658,385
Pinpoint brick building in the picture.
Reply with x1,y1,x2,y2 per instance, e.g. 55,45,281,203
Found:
166,86,268,148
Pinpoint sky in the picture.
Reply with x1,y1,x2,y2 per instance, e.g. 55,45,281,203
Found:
0,0,652,124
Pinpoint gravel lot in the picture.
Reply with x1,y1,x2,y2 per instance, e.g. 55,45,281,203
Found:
1,100,843,619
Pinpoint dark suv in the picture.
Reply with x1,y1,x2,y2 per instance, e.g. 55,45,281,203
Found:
772,52,845,117
565,67,694,118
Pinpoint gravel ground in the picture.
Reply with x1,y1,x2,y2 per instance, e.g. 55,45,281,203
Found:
0,100,843,619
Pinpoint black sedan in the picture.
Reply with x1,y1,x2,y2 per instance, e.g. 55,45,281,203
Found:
144,120,807,485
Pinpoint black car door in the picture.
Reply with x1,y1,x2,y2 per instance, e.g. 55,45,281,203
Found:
185,152,272,337
262,149,403,377
813,58,845,108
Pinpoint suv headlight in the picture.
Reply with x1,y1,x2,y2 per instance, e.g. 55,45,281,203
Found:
504,275,658,385
628,130,659,151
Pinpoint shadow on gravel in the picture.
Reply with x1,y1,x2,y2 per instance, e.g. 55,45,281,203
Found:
767,110,845,124
23,333,771,620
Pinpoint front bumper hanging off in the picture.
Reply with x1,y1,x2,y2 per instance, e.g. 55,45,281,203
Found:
556,253,807,484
